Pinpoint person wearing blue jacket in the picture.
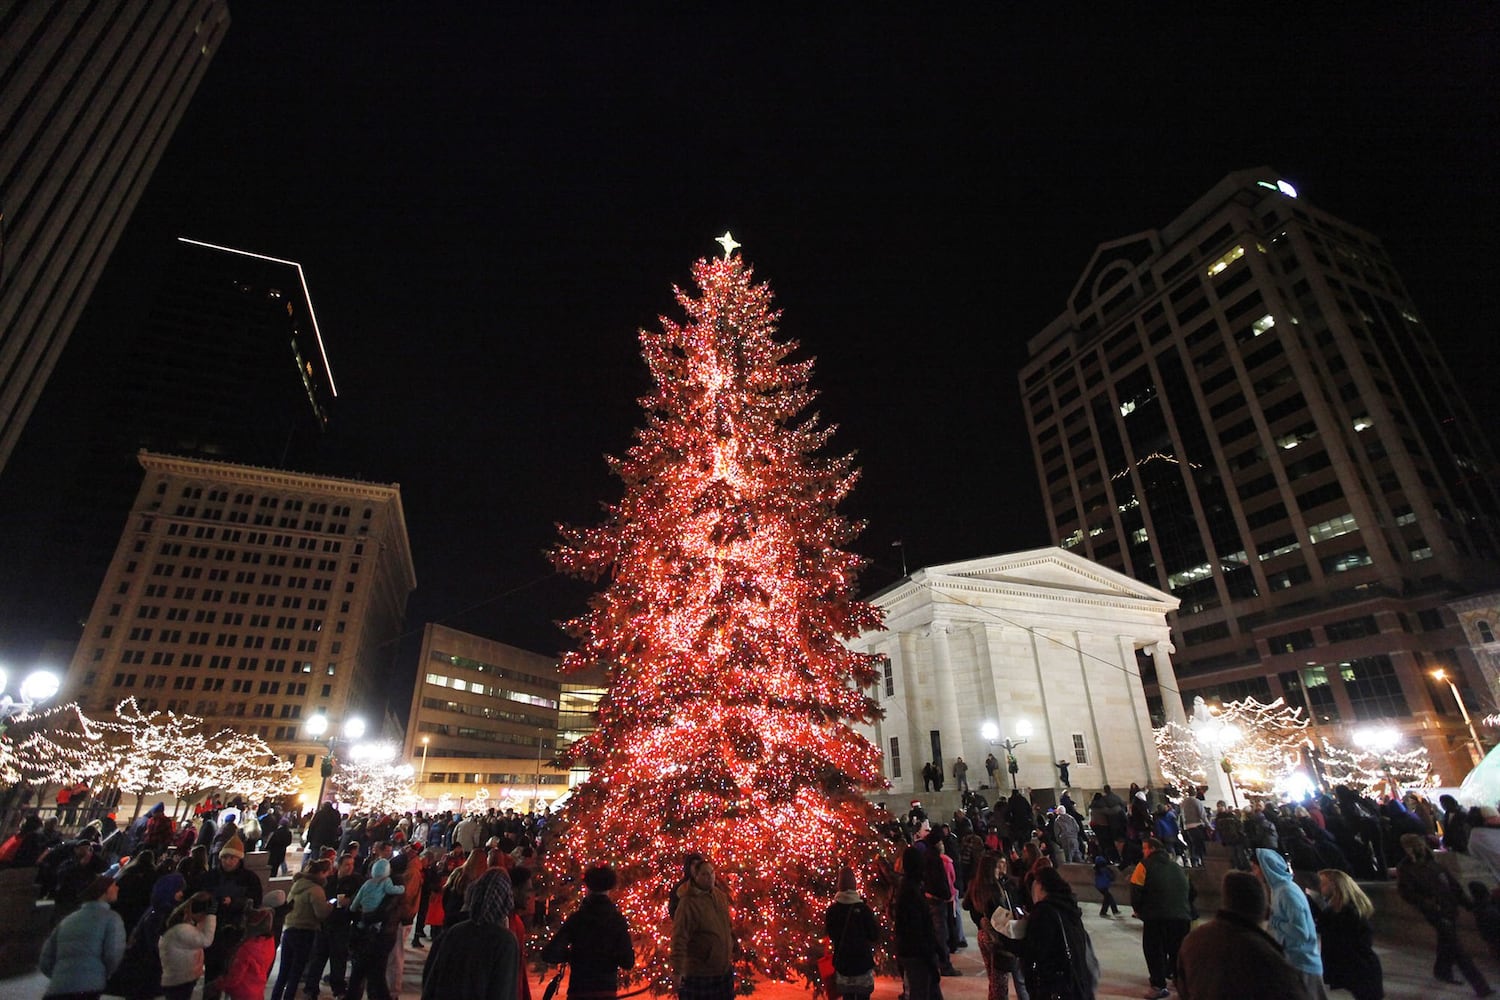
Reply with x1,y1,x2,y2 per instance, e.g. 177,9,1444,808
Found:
39,874,127,999
1252,848,1326,999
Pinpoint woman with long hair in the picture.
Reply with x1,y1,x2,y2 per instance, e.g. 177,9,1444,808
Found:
1311,868,1383,1000
963,851,1029,1000
442,847,489,927
994,868,1096,1000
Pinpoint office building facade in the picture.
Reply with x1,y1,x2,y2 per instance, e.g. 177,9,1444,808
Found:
0,1,228,473
403,624,568,811
1020,168,1500,777
62,451,415,793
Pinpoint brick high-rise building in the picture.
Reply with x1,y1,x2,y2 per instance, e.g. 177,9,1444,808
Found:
61,451,416,792
1020,168,1500,777
0,2,229,474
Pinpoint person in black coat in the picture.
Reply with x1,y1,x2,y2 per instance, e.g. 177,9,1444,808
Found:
824,867,879,1000
1309,869,1383,1000
422,868,520,1000
264,819,294,877
893,847,944,1000
113,850,159,931
542,865,636,999
996,867,1097,1000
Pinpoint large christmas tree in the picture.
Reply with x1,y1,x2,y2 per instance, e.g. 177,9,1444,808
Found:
550,237,888,988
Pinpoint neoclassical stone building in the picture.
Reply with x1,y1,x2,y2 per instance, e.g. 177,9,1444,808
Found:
850,547,1183,800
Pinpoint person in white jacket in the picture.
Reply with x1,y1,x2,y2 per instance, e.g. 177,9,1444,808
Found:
160,891,219,1000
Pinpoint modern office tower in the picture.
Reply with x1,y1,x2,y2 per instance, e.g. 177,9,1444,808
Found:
113,237,337,468
0,1,229,475
1020,168,1500,776
402,624,569,811
61,451,416,793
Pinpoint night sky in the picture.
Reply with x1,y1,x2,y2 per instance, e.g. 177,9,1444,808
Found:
2,10,1497,712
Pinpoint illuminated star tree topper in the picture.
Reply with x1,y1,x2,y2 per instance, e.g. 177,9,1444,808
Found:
550,236,889,989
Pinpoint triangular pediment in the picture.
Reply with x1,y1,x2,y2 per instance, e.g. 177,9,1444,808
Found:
920,546,1177,608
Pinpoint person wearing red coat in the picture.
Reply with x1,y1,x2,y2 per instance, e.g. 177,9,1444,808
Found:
215,908,276,1000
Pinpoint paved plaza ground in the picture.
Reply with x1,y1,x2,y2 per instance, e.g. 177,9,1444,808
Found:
1,900,1494,1000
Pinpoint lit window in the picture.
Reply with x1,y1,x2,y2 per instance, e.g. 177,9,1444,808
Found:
1308,513,1359,544
1206,245,1246,277
1252,314,1276,336
1119,399,1137,417
1131,528,1149,545
1352,416,1374,432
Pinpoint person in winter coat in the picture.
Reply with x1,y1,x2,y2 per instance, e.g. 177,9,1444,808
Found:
994,867,1096,1000
670,857,737,1000
265,818,294,877
1396,833,1493,996
39,875,126,1000
107,872,185,1000
215,906,276,1000
893,848,944,1000
0,814,48,869
1309,868,1383,1000
1175,871,1311,1000
822,867,879,1000
303,851,364,998
269,859,334,1000
346,856,406,1000
421,868,520,1000
1092,857,1120,918
192,833,263,1000
1252,848,1326,1000
112,850,159,932
160,891,219,1000
1052,809,1083,864
542,864,636,999
1132,837,1193,1000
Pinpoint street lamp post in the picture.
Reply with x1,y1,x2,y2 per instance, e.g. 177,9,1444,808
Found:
1433,669,1486,765
0,667,61,729
305,714,366,808
981,719,1033,791
532,729,546,812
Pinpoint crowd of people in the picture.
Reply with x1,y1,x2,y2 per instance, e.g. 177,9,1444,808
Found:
8,780,1500,1000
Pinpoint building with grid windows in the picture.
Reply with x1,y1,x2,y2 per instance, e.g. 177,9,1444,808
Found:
402,624,569,811
0,2,228,475
1020,168,1500,778
61,451,415,793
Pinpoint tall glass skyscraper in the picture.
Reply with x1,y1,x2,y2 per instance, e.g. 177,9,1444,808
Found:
0,1,229,473
1020,168,1500,776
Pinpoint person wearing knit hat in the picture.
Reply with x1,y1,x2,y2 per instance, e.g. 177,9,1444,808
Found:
194,831,263,1000
218,832,246,860
423,869,520,1000
39,874,126,999
346,857,406,1000
825,868,878,1000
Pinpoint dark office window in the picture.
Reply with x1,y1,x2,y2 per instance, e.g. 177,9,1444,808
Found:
1339,655,1409,720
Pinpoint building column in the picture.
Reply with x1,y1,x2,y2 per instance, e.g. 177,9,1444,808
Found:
927,621,965,772
1144,638,1187,725
1118,635,1156,785
894,630,924,794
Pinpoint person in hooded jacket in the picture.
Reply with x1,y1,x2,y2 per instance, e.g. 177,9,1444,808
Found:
160,891,219,1000
823,867,879,1000
346,856,406,1000
542,864,636,999
38,874,126,1000
1253,848,1327,1000
421,868,520,1000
